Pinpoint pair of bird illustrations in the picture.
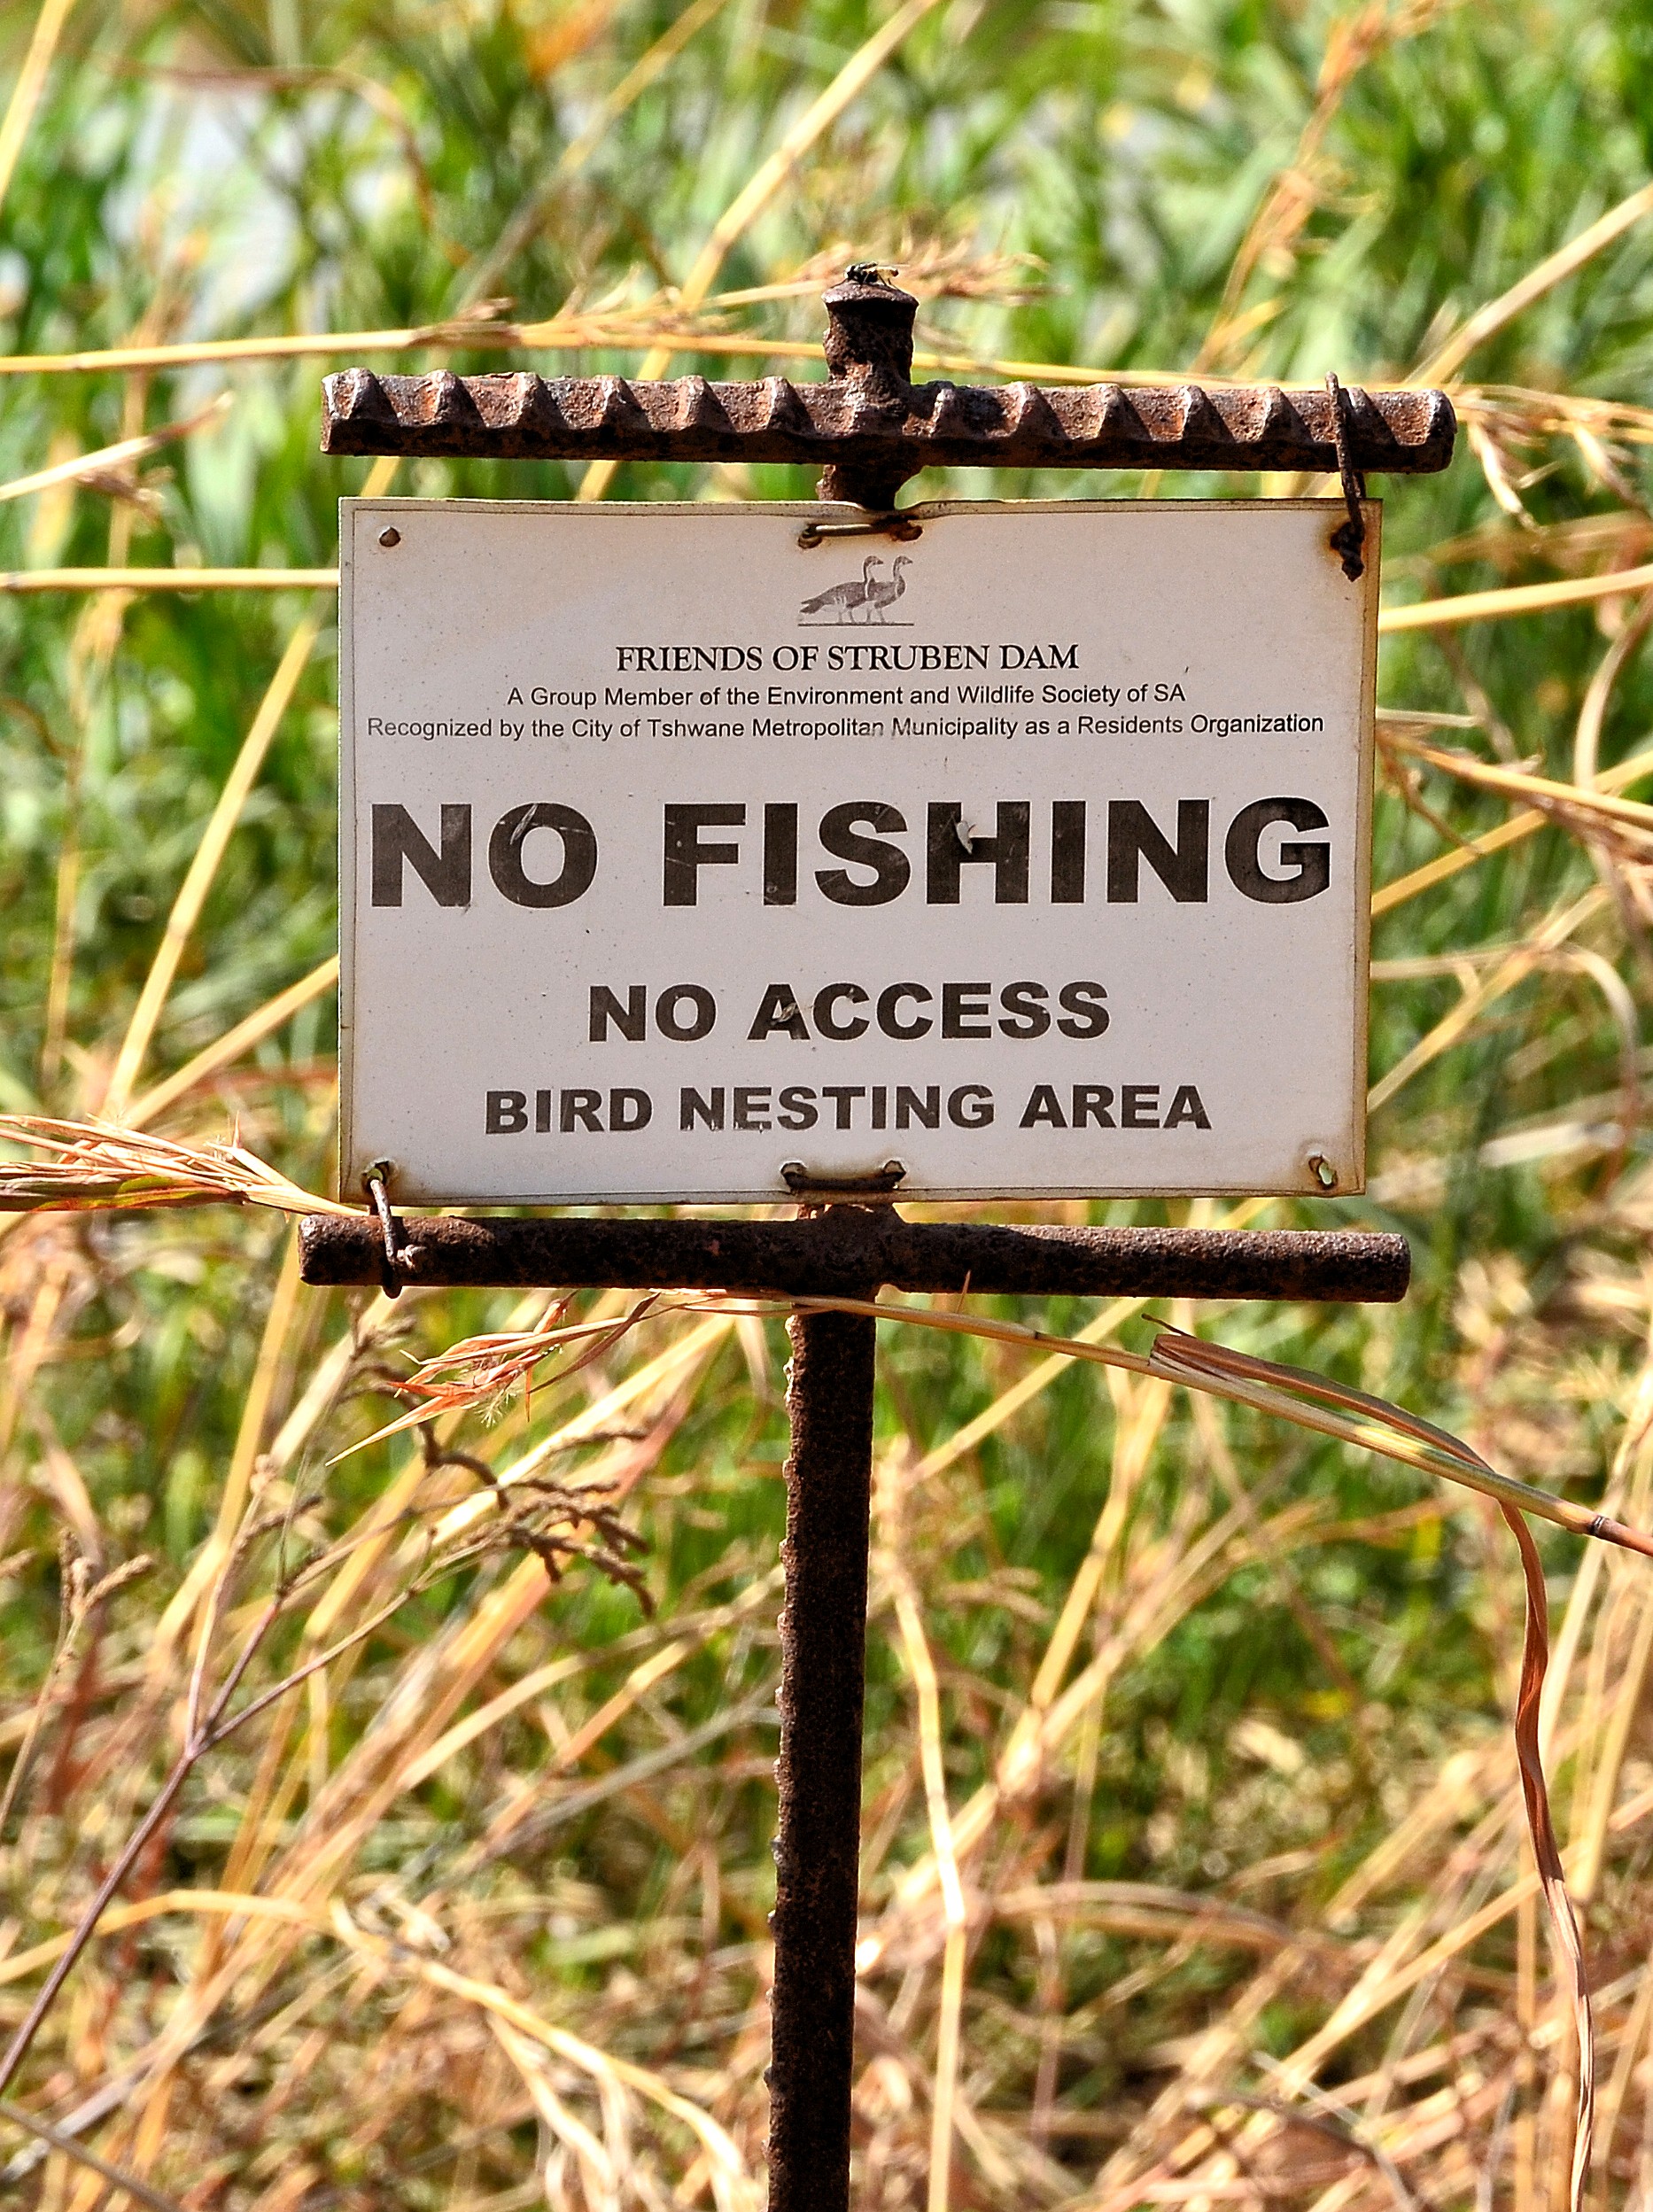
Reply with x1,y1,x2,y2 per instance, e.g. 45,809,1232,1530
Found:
797,553,913,625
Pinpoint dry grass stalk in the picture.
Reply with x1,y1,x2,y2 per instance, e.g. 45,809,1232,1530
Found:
459,0,740,310
1384,733,1653,841
0,392,229,507
1370,740,1653,915
0,315,1459,389
1197,0,1457,376
99,614,326,1118
0,2092,187,2212
1380,561,1653,634
1416,180,1653,384
0,0,77,222
121,957,339,1132
879,1465,973,2212
575,0,951,500
332,1300,660,1458
0,1115,353,1216
0,564,339,591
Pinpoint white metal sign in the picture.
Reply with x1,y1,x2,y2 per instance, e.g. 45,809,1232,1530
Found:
338,499,1377,1205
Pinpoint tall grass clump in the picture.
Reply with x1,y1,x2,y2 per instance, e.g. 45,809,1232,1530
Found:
7,2,1653,2207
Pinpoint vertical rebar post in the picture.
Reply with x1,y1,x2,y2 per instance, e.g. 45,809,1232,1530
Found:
766,1294,878,2212
815,271,920,510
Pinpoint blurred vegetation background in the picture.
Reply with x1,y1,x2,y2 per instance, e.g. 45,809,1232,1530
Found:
6,1,1653,2206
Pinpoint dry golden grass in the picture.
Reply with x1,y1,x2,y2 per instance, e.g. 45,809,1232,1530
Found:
8,2,1653,2208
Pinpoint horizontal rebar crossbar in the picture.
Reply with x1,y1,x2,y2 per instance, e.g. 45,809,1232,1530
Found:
322,362,1455,477
322,272,1454,508
298,1215,1409,1303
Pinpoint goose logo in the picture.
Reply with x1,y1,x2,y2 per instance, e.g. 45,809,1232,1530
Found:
797,553,914,626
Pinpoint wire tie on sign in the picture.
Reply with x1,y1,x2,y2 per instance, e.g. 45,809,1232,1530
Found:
363,1160,404,1298
780,1160,907,1204
797,511,925,549
1324,372,1368,581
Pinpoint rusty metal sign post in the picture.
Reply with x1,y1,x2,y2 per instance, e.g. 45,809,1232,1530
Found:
301,274,1454,2212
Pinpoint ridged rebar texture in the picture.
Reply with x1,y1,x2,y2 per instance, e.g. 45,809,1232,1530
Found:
767,1301,877,2212
320,274,1455,504
298,1215,1410,1304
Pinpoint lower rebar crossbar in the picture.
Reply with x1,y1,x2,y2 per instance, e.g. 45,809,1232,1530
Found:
299,1211,1407,2210
299,1214,1408,1304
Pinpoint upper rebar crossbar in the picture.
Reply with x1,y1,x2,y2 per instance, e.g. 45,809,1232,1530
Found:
321,271,1455,511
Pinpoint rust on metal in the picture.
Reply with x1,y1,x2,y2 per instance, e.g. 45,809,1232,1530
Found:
321,273,1455,508
362,1162,405,1299
767,1298,877,2212
1324,369,1370,580
299,1212,1409,1304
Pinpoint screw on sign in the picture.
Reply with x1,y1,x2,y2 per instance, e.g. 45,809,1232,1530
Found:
305,271,1455,2212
